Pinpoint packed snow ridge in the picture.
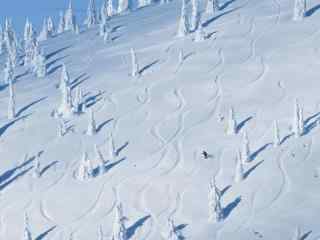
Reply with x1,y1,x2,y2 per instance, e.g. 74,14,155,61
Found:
0,0,319,239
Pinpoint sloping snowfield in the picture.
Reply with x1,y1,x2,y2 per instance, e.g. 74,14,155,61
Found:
1,0,320,239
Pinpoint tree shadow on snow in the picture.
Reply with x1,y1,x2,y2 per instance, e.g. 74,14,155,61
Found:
203,8,240,27
0,114,31,137
0,166,33,191
305,4,320,17
301,231,312,240
244,160,264,179
92,157,126,177
70,73,89,90
40,161,59,177
116,141,129,156
127,215,151,239
85,91,105,108
236,116,252,133
223,196,241,219
16,97,47,117
35,226,57,240
219,0,237,10
97,118,114,133
139,60,160,75
46,45,73,60
250,143,271,161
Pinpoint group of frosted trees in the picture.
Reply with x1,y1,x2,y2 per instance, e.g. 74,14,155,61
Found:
208,99,307,223
177,0,219,41
23,202,183,240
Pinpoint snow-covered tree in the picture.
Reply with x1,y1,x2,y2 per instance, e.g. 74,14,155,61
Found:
0,26,4,54
291,227,301,240
38,18,49,41
98,225,104,240
166,218,183,240
23,213,32,240
95,144,106,174
101,0,110,24
293,99,304,138
194,19,206,42
85,0,98,28
58,85,73,117
7,73,16,120
227,107,237,135
190,0,199,31
273,120,280,147
206,0,219,15
35,51,47,78
107,133,116,160
33,152,41,178
24,18,34,43
177,0,189,38
87,108,97,136
47,16,55,37
99,21,108,37
58,11,66,34
73,87,85,114
4,56,14,84
75,24,80,35
111,203,128,240
130,48,139,77
118,0,129,14
4,20,18,67
208,177,223,222
57,118,67,137
76,151,93,181
65,0,76,32
234,150,244,183
178,49,184,65
293,0,306,21
241,131,250,163
107,0,115,17
104,30,111,43
59,64,70,91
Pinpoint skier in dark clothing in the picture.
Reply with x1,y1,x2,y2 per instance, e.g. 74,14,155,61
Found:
202,151,209,159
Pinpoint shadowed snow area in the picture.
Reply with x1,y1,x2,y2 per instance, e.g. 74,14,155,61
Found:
0,0,320,239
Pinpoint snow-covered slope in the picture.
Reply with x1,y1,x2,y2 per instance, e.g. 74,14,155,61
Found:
1,0,320,239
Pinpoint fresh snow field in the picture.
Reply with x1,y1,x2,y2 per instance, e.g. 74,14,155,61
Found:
0,0,320,239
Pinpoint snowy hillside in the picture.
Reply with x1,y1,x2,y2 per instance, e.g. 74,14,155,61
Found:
0,0,320,239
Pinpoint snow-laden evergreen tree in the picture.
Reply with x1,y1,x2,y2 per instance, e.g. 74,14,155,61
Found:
23,213,32,240
7,73,16,120
58,85,73,117
47,16,55,37
24,18,32,43
241,131,250,163
0,25,4,54
99,21,108,37
35,51,47,78
4,56,14,84
98,225,104,240
177,0,189,38
101,0,110,24
208,177,223,222
85,0,98,28
58,11,66,34
107,133,117,160
104,30,111,43
130,48,139,77
76,151,93,181
227,107,237,135
107,0,114,17
118,0,129,14
38,18,49,41
273,120,280,147
4,20,18,67
65,0,76,32
95,144,106,174
234,150,244,183
57,118,66,137
293,99,304,138
293,0,306,21
73,87,85,114
30,39,40,73
178,49,184,65
111,203,128,240
33,153,41,178
291,227,301,240
298,107,304,136
24,34,37,67
190,0,199,31
87,108,97,136
59,64,70,91
194,17,206,42
167,218,183,240
206,0,219,15
75,24,80,35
